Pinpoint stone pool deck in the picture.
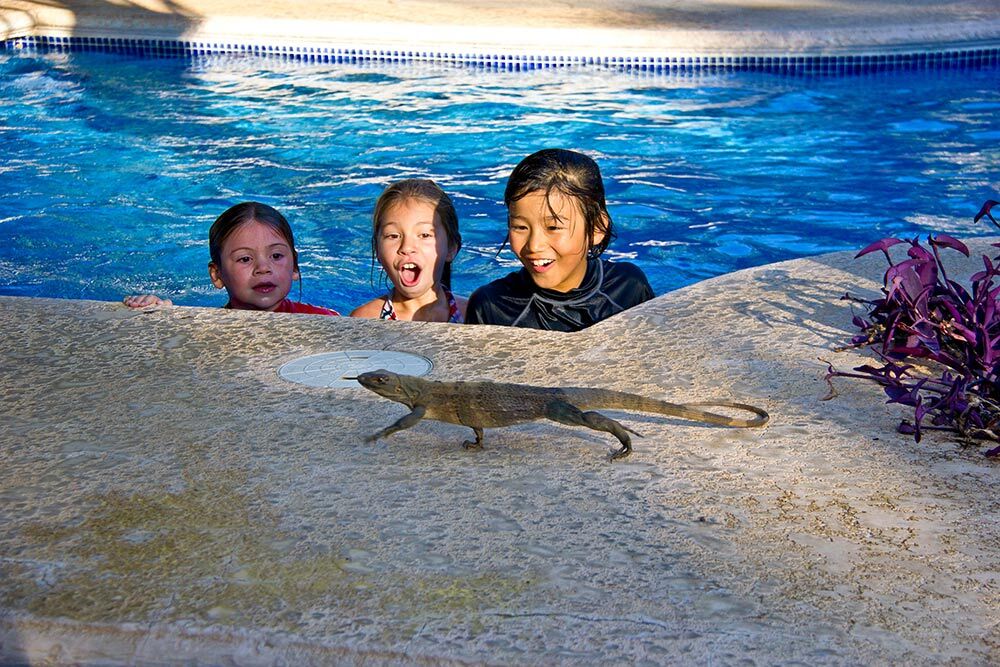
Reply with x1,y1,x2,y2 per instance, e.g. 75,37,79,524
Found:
2,241,999,665
2,0,1000,58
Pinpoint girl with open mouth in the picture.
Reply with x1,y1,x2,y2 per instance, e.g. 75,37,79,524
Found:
351,179,466,323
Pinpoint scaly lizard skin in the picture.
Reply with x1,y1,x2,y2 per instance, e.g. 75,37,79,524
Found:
357,370,769,460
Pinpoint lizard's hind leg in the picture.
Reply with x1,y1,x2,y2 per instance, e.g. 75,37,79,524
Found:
461,427,485,451
544,400,639,461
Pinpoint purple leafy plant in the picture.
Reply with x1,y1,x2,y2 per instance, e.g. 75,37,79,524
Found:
825,200,1000,457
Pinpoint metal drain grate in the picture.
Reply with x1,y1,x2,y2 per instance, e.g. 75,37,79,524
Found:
278,350,433,389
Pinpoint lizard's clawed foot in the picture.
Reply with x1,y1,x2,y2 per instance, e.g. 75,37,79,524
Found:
461,440,483,451
608,444,632,461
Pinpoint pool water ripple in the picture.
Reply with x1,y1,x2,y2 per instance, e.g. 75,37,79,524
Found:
1,51,998,313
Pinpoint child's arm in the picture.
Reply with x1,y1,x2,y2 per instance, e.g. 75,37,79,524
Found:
350,297,384,318
123,294,173,309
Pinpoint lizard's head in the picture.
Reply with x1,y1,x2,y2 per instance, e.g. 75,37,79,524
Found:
357,369,408,401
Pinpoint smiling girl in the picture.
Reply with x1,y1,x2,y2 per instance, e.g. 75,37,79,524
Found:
466,149,653,331
124,202,339,315
351,179,466,322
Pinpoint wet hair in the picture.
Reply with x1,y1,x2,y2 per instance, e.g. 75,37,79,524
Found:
208,201,299,271
503,148,615,257
370,179,462,289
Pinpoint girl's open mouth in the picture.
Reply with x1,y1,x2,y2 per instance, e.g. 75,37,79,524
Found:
253,282,277,293
399,262,422,287
527,258,554,273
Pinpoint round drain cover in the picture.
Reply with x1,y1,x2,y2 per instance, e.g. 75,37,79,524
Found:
279,350,433,389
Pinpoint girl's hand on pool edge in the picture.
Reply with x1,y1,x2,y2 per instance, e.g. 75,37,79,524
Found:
123,294,173,309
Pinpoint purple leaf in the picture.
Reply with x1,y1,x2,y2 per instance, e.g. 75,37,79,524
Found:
929,234,970,256
971,255,999,286
885,385,915,404
974,200,1000,228
947,321,978,345
907,244,934,263
898,420,922,442
885,263,927,302
856,237,905,259
945,279,972,303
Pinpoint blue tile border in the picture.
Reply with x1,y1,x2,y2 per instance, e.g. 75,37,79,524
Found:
3,34,999,74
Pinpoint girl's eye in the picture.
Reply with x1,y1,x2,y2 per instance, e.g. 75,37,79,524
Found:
420,232,434,239
236,256,252,263
272,252,285,261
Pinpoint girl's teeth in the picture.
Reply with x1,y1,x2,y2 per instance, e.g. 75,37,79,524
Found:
400,263,421,287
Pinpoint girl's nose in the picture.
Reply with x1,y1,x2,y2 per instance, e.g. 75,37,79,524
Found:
398,236,416,254
254,258,272,274
524,230,546,253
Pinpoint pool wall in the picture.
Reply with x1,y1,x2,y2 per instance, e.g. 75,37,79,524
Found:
3,0,1000,74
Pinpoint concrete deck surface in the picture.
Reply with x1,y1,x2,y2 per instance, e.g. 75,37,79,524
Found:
2,241,999,665
3,0,1000,56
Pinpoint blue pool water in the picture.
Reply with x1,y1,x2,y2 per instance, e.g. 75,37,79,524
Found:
1,51,999,314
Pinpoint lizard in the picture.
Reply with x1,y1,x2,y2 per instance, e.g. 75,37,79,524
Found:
355,369,769,460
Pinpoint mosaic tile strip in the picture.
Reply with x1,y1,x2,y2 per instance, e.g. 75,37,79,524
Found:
3,34,999,74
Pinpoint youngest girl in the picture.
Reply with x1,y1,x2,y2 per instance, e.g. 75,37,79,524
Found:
351,179,466,322
124,201,339,315
466,148,653,331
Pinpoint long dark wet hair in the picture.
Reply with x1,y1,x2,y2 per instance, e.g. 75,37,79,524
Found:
503,148,615,258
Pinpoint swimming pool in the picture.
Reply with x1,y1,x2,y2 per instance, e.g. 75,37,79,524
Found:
1,50,998,314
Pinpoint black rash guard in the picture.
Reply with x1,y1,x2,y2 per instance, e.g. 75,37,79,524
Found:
465,258,654,332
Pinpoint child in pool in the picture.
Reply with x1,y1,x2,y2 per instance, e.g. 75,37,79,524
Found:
123,201,339,315
351,179,466,322
465,148,653,331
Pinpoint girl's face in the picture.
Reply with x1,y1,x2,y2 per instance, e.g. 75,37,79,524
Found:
377,198,456,302
208,220,299,311
508,189,605,293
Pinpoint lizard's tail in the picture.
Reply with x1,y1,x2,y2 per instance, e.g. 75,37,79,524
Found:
570,389,769,428
681,401,769,428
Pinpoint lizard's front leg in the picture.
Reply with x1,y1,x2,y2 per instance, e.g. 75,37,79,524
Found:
365,405,427,443
544,400,640,461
